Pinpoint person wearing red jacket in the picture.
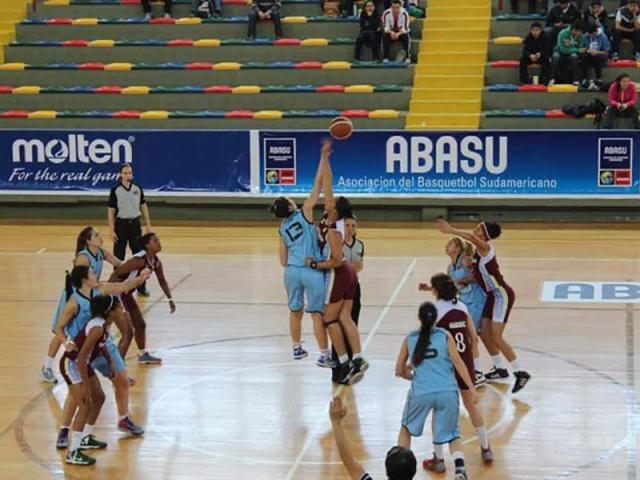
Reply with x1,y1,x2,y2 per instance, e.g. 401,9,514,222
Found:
604,73,640,129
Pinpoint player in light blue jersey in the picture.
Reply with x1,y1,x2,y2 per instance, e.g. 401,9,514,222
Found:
394,302,476,480
43,226,124,384
53,265,149,449
270,140,331,366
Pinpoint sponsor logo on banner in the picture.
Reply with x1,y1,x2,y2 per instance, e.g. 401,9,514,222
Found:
540,281,640,303
264,138,296,186
598,138,632,187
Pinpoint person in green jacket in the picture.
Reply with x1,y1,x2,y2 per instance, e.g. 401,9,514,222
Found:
549,22,587,87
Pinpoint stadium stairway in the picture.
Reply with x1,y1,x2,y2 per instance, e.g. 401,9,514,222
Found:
0,0,425,128
406,0,491,130
480,0,636,128
0,1,30,63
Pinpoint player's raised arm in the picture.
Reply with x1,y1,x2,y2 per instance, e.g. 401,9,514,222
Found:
329,396,367,480
436,219,490,256
320,138,335,208
302,139,332,220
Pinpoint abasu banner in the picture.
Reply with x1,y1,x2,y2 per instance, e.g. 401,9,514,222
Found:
1,130,250,193
259,130,640,197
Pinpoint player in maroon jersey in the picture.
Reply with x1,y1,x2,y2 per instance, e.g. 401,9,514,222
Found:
422,274,493,472
60,295,120,466
109,232,176,365
436,219,531,394
305,139,368,385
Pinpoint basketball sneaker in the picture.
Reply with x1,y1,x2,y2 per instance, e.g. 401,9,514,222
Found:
335,362,357,385
316,354,336,368
56,427,70,449
137,287,151,297
454,469,469,480
512,370,531,393
80,435,107,450
474,370,487,387
352,357,369,375
485,366,509,381
41,365,57,384
65,449,96,466
481,445,494,463
423,454,446,473
118,417,145,436
138,352,162,365
293,345,308,360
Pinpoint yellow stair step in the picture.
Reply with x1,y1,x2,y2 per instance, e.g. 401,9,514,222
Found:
422,39,489,52
415,64,486,75
426,6,490,18
424,17,490,29
418,52,487,64
412,88,481,101
413,75,484,88
406,113,480,129
425,28,491,41
410,100,481,114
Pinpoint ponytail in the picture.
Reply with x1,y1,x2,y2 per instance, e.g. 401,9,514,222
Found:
64,271,73,300
430,273,458,303
412,302,438,367
76,226,94,255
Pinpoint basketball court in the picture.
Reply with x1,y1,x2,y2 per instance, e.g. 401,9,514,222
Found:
0,222,638,479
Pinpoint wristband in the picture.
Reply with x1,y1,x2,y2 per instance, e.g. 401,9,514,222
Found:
310,260,318,269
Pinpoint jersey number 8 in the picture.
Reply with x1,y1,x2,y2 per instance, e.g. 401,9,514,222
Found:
454,332,466,353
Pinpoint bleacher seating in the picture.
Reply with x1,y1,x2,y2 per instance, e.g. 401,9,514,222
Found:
0,0,424,128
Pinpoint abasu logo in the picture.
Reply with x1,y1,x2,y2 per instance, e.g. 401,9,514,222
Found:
12,134,134,164
541,281,640,303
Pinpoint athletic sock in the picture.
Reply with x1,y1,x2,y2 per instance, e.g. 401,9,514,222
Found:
320,348,329,358
338,354,349,364
119,414,129,422
491,354,506,369
452,450,465,469
510,359,522,372
433,443,444,460
45,357,54,369
82,424,94,438
60,425,70,431
353,353,362,360
476,426,489,449
70,431,83,452
139,349,147,356
293,342,301,349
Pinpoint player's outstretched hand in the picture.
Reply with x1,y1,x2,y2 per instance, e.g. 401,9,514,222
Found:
395,364,414,380
418,283,432,292
140,268,152,281
436,218,453,234
304,257,314,267
329,396,347,423
169,300,176,314
321,138,333,158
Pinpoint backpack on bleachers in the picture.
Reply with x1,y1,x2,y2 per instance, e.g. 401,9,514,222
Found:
195,0,213,18
562,98,607,127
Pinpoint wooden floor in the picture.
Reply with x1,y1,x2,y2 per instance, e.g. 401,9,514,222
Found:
0,222,639,480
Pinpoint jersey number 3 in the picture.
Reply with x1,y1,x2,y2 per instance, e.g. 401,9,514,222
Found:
285,222,304,242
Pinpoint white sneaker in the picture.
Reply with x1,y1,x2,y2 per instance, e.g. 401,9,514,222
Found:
41,365,57,383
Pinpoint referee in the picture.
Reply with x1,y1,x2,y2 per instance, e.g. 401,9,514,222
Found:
107,164,152,296
342,216,364,324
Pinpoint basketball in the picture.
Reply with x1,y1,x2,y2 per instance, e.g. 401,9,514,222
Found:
329,116,354,141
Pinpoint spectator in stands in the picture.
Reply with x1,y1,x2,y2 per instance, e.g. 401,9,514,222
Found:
548,22,586,86
355,1,381,61
382,0,411,63
603,73,640,128
142,0,172,20
583,0,610,37
247,0,283,40
612,0,640,60
520,22,552,84
192,0,222,18
545,0,581,45
581,22,610,90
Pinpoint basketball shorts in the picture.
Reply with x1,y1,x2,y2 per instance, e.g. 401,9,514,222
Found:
91,336,127,378
324,263,357,305
482,285,515,324
401,390,460,444
60,356,95,386
51,289,67,333
121,290,140,313
284,265,325,314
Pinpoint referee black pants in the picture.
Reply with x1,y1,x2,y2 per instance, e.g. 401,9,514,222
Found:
114,217,146,291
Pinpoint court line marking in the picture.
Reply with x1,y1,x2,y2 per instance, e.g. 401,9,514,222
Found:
35,247,46,255
283,257,417,480
625,303,637,480
0,251,638,263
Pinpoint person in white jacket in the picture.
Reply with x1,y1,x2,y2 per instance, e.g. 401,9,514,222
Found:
381,0,411,63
